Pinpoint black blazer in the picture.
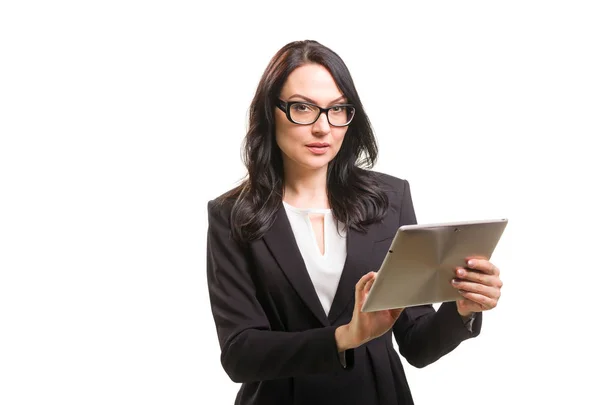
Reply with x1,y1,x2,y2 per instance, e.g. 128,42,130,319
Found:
206,172,481,405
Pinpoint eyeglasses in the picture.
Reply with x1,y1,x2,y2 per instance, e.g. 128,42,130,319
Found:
276,99,356,127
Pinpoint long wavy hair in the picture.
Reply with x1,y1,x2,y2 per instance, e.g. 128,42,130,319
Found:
220,40,389,243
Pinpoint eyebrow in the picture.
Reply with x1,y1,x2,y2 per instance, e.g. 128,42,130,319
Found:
287,94,348,105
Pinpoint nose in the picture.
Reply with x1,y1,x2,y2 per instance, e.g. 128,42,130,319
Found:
311,111,331,136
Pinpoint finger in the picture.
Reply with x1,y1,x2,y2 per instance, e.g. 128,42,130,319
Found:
457,290,498,310
455,267,503,288
355,272,376,302
356,272,375,290
365,277,376,295
451,279,501,300
457,299,483,314
389,307,404,319
465,258,500,276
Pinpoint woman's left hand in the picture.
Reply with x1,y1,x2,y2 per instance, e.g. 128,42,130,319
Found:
451,257,503,317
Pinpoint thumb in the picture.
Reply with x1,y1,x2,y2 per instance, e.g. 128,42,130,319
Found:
355,272,376,304
389,307,404,319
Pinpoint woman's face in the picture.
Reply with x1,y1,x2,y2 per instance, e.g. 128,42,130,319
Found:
275,64,349,174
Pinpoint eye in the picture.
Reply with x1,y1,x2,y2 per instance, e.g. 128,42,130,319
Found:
291,103,312,112
330,106,345,114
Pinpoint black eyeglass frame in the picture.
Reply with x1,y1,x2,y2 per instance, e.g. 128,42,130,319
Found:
276,99,356,127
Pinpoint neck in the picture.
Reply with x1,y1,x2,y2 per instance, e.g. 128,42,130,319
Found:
283,163,329,209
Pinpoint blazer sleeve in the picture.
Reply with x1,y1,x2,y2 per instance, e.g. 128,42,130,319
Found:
391,180,483,368
206,200,351,383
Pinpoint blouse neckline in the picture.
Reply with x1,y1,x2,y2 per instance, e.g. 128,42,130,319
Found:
282,201,331,215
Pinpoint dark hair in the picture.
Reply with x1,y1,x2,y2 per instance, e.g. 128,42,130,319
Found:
220,40,389,243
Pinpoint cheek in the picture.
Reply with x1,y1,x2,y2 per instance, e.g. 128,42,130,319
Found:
331,128,348,149
274,116,293,151
275,128,295,151
275,126,308,152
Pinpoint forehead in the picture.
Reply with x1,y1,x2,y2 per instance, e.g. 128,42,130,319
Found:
280,64,344,101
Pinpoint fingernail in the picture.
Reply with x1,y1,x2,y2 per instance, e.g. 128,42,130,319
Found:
468,259,475,267
458,289,465,294
451,278,459,284
457,268,466,277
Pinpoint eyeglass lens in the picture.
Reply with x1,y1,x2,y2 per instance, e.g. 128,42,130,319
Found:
289,103,355,126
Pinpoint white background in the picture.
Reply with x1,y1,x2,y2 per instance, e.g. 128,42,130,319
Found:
1,1,599,404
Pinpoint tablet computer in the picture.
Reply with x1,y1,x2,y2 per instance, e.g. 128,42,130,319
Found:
361,218,508,312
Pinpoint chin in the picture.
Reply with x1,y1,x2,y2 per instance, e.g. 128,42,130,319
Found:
300,155,335,171
282,148,338,172
284,154,326,171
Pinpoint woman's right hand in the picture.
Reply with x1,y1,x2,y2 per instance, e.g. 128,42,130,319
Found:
335,272,403,351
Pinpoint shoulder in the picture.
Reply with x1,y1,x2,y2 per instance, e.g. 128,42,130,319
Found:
362,169,415,223
206,192,245,249
362,169,410,197
207,183,244,222
207,191,237,228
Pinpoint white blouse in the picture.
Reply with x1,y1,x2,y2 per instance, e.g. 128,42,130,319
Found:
283,201,347,315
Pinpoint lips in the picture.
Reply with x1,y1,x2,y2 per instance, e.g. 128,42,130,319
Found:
306,143,330,155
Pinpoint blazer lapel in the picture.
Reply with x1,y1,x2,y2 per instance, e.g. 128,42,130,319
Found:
262,204,330,326
328,214,398,324
327,226,375,324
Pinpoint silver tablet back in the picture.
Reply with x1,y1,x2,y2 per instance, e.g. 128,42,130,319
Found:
361,219,508,312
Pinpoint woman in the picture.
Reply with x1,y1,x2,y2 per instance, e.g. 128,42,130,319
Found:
206,40,503,405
